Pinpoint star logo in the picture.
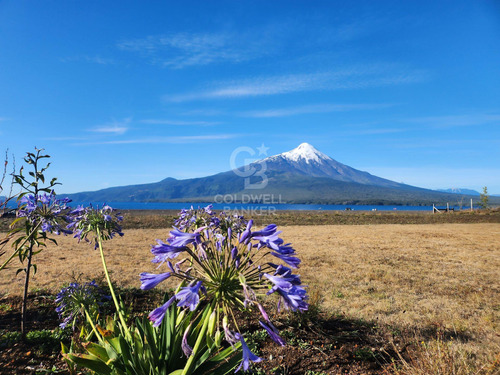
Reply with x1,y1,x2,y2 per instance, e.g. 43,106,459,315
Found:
257,143,270,156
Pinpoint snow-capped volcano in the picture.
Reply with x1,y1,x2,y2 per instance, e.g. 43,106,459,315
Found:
258,143,402,188
280,143,332,164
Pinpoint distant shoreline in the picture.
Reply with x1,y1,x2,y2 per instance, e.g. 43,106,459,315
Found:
118,208,500,229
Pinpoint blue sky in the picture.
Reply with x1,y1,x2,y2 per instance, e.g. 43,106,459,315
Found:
1,0,499,194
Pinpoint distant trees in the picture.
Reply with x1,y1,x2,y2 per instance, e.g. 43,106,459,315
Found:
478,186,489,209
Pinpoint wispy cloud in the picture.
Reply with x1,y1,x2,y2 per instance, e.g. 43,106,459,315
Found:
74,134,240,145
240,103,394,118
404,114,500,128
165,66,427,102
117,31,268,69
89,118,131,135
140,119,221,126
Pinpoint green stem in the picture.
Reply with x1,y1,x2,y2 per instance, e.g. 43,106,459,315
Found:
21,243,34,338
0,222,42,271
96,227,131,340
83,307,103,343
181,304,214,375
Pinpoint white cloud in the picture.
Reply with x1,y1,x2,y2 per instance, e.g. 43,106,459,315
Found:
140,119,221,126
117,32,267,69
74,134,240,145
240,103,394,118
89,118,131,135
166,66,427,102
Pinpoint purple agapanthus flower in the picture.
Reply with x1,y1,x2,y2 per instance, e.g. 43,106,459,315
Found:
251,224,278,238
238,219,253,243
140,206,308,369
264,273,294,291
148,296,176,327
274,243,296,255
151,240,188,261
139,272,171,290
182,325,193,357
175,281,203,311
270,252,301,268
55,280,109,330
276,285,308,312
268,263,292,275
264,273,302,292
168,228,203,247
17,192,72,235
235,333,262,372
67,204,123,248
259,321,286,346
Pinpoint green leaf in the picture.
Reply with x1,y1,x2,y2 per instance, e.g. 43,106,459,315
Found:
60,342,69,355
62,353,112,375
85,342,111,363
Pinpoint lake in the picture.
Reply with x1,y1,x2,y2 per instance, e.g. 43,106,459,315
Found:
66,201,448,212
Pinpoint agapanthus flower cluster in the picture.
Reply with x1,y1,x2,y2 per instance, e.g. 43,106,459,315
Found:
17,191,72,234
67,204,124,248
55,280,111,330
141,206,308,371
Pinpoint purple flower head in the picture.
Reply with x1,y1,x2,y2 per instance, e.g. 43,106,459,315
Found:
259,321,286,346
17,192,72,235
139,272,171,290
68,204,123,247
55,280,109,330
148,296,176,327
175,281,203,311
235,333,262,372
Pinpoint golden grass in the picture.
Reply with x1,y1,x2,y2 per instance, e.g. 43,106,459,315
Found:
1,223,499,372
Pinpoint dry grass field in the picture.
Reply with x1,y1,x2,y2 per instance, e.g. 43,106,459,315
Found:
1,222,499,373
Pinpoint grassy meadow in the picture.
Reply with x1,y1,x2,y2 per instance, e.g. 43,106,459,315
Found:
1,212,499,373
